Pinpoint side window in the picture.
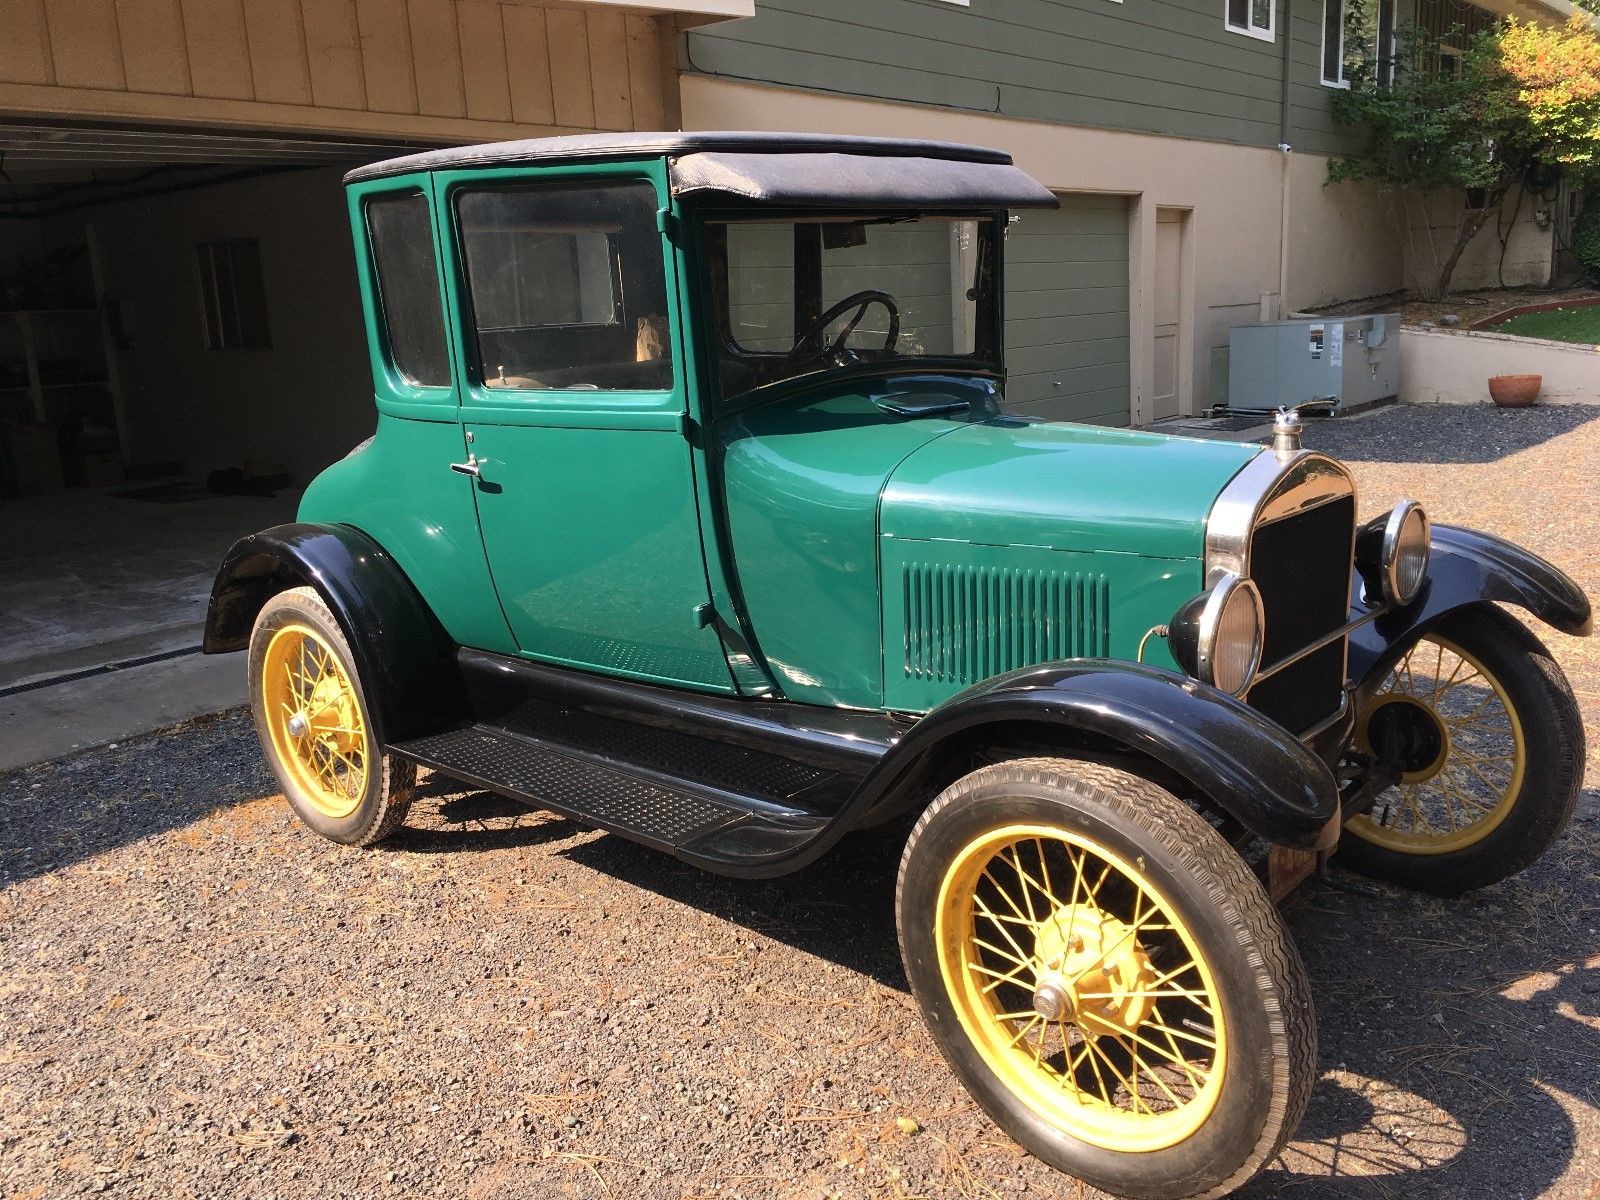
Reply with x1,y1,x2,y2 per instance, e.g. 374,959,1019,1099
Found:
455,180,672,392
366,191,451,388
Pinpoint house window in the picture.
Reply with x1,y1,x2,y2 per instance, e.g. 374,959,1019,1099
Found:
196,239,270,350
1226,0,1273,40
1322,0,1398,87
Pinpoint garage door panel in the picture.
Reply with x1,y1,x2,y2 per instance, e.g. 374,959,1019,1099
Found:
1006,385,1131,426
1007,310,1128,349
1003,193,1130,426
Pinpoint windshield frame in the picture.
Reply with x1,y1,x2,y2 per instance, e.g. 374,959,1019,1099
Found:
689,206,1004,413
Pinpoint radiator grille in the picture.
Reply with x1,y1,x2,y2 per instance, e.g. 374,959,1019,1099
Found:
1245,494,1355,732
902,563,1110,685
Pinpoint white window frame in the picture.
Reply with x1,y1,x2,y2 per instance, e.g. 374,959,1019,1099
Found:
1226,0,1275,42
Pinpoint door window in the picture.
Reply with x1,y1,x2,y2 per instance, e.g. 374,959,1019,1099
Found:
455,181,673,392
365,191,452,388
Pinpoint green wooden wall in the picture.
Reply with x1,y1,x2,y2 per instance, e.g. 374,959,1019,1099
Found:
684,0,1366,158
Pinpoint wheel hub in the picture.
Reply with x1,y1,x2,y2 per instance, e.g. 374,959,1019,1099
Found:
1031,907,1159,1039
1364,694,1450,783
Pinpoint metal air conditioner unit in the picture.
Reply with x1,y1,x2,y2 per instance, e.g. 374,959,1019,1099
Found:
1223,313,1400,416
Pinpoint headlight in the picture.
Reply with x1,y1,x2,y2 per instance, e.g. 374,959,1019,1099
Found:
1166,573,1265,697
1384,501,1430,606
1357,500,1430,607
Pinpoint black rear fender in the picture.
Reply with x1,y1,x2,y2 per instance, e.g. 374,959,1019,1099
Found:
853,661,1341,851
203,522,464,744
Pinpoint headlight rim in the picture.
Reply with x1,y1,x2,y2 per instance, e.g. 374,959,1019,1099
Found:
1198,573,1266,697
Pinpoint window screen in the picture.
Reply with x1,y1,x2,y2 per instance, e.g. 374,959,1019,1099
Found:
366,191,451,388
456,181,672,392
196,239,270,350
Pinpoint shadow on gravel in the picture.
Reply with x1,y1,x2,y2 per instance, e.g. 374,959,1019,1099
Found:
1300,403,1600,465
0,710,275,887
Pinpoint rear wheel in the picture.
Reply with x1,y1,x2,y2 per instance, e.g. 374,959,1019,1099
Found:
1339,604,1582,895
897,759,1315,1200
248,586,415,846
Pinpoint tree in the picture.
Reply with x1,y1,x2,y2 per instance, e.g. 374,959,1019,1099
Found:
1329,16,1600,299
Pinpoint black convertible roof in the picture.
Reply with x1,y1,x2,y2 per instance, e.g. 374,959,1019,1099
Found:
345,131,1059,211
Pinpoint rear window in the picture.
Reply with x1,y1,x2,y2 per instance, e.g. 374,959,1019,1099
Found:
365,191,451,388
455,180,672,392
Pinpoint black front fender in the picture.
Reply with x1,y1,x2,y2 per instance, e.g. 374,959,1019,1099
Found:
204,523,464,744
1349,523,1592,682
852,660,1341,850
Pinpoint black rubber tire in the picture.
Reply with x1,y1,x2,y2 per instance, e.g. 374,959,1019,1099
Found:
896,758,1316,1200
247,586,416,846
1337,603,1583,896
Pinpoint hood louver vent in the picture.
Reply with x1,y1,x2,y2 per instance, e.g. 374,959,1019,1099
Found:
901,563,1110,685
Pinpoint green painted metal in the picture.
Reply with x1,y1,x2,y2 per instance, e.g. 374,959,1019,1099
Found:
301,177,515,655
882,421,1259,559
715,379,980,707
427,160,735,692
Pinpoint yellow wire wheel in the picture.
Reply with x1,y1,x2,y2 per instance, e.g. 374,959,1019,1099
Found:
259,621,370,819
899,759,1316,1198
935,823,1227,1152
247,586,415,846
1348,631,1527,855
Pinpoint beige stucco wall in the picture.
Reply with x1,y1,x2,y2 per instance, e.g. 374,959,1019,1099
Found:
680,76,1404,421
1403,192,1558,293
50,168,373,482
1401,327,1600,405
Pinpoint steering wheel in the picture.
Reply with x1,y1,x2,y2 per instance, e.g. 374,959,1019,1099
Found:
782,290,900,372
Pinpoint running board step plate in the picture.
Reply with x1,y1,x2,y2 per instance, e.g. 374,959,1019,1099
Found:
389,725,828,866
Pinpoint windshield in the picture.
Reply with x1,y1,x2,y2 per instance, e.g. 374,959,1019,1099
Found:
703,214,997,400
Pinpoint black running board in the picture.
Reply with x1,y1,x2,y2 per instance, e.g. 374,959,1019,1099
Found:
390,724,834,872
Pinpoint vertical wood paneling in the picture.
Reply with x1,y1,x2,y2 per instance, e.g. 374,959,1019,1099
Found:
544,6,592,128
501,3,554,125
455,1,509,122
623,14,663,131
584,10,629,131
302,0,365,109
44,0,126,89
181,0,255,99
408,0,464,117
0,0,56,84
243,0,311,104
116,0,192,94
355,0,417,113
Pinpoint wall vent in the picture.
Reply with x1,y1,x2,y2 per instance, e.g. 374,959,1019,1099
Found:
901,563,1110,684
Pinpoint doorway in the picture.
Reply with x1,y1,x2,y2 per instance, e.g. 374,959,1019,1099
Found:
1150,207,1191,422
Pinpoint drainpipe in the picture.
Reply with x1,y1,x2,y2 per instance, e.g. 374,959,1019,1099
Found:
1277,0,1294,318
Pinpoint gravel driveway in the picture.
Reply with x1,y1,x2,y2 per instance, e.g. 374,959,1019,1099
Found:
4,403,1598,1200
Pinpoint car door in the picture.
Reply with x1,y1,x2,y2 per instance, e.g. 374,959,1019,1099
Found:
431,161,734,693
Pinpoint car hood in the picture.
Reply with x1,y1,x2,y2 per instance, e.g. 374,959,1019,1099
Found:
881,417,1262,560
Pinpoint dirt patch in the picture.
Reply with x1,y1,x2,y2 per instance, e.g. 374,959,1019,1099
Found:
3,405,1599,1199
1308,285,1600,330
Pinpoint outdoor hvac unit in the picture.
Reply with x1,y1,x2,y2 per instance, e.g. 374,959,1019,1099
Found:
1223,313,1401,415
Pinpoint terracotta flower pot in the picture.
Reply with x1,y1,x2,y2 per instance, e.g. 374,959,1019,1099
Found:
1487,374,1542,408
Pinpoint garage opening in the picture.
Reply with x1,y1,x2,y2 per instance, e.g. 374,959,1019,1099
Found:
0,121,429,691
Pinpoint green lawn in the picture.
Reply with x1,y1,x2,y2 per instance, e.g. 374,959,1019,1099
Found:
1491,304,1600,345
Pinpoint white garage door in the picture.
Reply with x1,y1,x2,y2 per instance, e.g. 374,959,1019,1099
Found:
1003,194,1131,426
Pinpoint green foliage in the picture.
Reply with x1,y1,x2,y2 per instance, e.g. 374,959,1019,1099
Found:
1492,304,1600,343
1574,199,1600,282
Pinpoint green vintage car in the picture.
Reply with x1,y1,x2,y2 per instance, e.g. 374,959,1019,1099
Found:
206,134,1590,1199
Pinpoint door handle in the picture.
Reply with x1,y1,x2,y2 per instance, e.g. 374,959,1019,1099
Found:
449,453,480,478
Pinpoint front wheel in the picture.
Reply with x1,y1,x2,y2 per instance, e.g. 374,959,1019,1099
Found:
1339,604,1583,895
897,759,1315,1200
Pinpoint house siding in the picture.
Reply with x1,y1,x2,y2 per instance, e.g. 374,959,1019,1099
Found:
684,0,1358,155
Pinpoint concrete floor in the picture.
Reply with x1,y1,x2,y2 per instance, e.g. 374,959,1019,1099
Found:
0,487,298,687
0,486,298,771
